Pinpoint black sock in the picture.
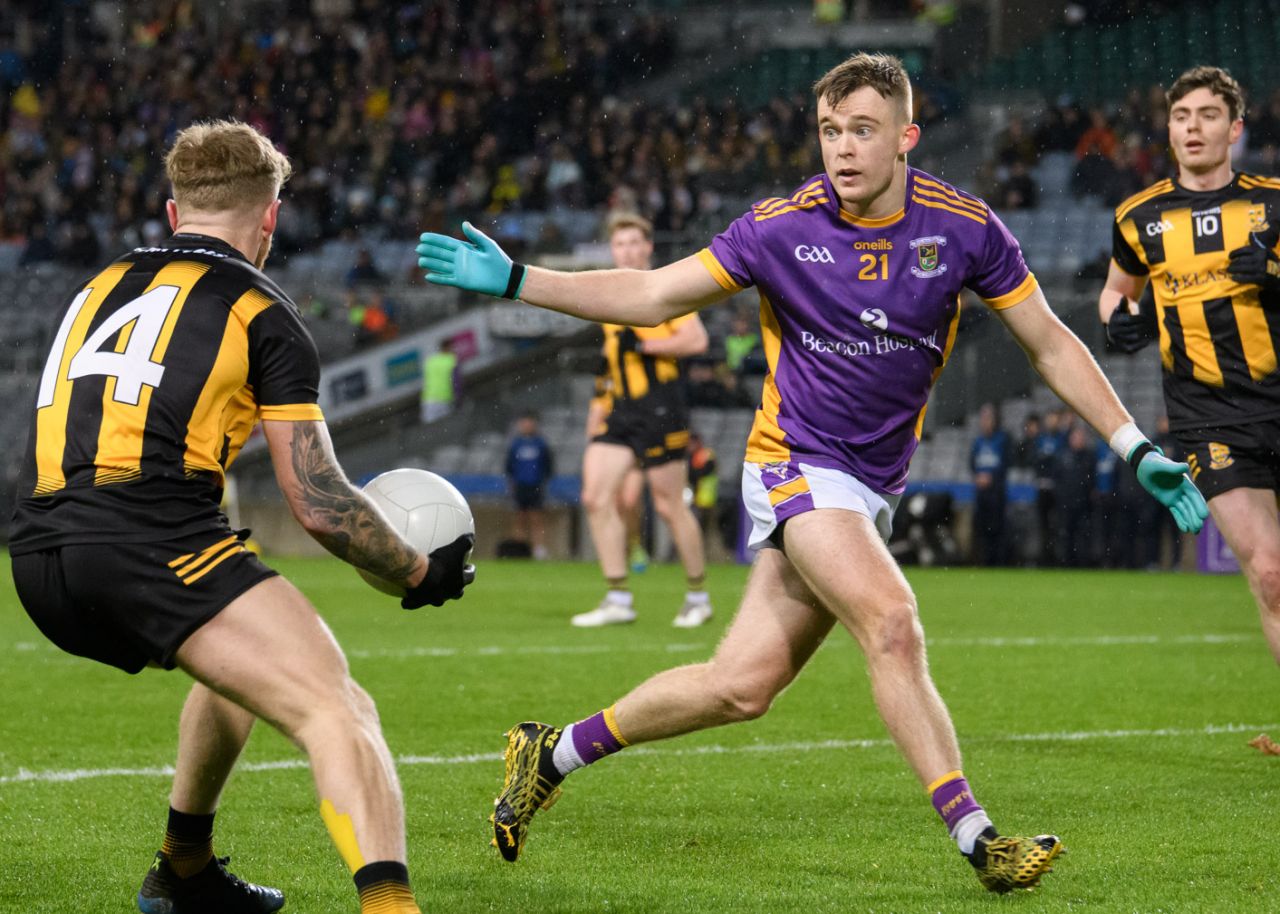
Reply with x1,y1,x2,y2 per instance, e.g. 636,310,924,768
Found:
354,861,418,913
161,807,215,878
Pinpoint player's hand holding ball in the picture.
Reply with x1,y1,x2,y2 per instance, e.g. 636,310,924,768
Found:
402,534,477,609
356,469,477,608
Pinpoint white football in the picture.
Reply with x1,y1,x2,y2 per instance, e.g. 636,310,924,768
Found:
357,468,475,596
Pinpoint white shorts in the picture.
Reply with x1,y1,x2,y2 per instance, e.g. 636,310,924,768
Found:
741,461,900,551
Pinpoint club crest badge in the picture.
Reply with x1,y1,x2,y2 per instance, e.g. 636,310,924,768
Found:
1209,442,1234,470
909,235,947,278
1248,204,1269,233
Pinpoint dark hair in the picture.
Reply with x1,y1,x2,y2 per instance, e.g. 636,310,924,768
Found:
812,52,912,121
1167,66,1245,121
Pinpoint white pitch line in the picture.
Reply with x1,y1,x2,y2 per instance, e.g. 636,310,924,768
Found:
8,632,1258,662
3,722,1274,788
341,632,1256,661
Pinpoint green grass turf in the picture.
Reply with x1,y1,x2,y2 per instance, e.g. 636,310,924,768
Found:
1,555,1277,912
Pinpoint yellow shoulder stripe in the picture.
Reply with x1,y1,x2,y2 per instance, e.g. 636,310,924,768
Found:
696,248,744,292
913,184,986,216
910,195,986,225
1116,180,1174,222
754,197,828,222
913,176,986,214
753,181,826,216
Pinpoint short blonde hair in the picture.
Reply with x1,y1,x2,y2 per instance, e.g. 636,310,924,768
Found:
813,52,913,123
165,120,292,213
605,212,653,242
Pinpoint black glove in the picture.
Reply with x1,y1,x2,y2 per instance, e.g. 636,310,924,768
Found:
1105,289,1158,354
616,327,642,354
1227,225,1280,293
401,533,476,609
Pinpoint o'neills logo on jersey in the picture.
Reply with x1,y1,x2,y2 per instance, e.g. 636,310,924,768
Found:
909,235,947,278
800,329,939,358
853,239,893,251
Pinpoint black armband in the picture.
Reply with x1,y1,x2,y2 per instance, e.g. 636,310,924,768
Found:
1127,440,1156,471
503,262,527,300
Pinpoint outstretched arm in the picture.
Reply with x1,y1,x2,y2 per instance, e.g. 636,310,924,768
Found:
417,222,733,326
996,287,1207,532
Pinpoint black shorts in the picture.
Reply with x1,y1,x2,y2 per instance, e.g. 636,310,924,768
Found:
513,483,546,510
594,404,690,469
1176,419,1280,501
10,528,276,674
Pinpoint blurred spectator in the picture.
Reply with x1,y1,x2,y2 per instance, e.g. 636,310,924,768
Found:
996,115,1038,168
505,411,555,560
346,249,383,287
686,431,718,538
997,159,1038,210
1074,109,1118,161
420,338,458,424
18,222,55,265
1053,424,1096,567
1032,410,1068,566
724,312,762,374
970,402,1011,565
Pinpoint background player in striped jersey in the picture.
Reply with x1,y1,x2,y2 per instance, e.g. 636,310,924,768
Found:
1099,65,1280,664
573,214,713,628
9,121,473,914
418,53,1206,893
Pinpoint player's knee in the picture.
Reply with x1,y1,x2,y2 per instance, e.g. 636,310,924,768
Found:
291,677,381,744
1249,556,1280,612
869,601,925,661
582,485,615,516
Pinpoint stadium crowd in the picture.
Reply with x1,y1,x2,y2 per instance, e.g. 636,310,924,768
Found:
0,0,840,267
984,84,1280,210
1,1,698,262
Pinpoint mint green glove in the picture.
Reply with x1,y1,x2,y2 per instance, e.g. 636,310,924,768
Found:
1130,443,1209,533
416,222,527,299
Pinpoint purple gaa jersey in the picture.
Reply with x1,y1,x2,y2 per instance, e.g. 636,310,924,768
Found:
698,168,1036,494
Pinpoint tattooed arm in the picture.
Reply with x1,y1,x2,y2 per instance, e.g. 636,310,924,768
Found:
262,419,428,588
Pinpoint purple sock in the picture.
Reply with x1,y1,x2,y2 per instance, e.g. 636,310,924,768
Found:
570,707,628,764
930,772,983,834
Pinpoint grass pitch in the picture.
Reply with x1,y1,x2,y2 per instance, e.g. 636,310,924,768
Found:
1,555,1276,913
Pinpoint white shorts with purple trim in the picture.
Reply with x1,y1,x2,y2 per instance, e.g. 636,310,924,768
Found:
741,460,901,551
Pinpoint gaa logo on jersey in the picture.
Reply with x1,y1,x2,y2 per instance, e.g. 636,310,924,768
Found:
794,244,835,263
909,235,948,278
1208,442,1234,471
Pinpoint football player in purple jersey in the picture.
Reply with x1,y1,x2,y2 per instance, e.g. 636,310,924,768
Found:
418,53,1206,893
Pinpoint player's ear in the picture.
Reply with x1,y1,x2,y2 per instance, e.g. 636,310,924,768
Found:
166,199,179,231
899,122,921,156
1229,117,1244,146
262,199,281,236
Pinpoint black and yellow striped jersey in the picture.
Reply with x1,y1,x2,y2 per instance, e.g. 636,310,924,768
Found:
10,234,322,554
600,314,698,410
1112,172,1280,430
